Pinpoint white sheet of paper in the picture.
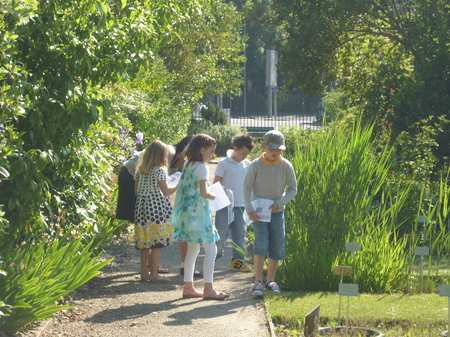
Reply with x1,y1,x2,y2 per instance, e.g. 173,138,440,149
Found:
243,198,274,225
167,171,182,188
208,182,231,212
224,188,235,225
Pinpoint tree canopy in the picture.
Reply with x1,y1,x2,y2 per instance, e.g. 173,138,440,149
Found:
271,0,450,162
1,0,246,331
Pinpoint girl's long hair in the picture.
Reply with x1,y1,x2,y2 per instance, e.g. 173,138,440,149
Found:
183,134,216,165
136,140,168,174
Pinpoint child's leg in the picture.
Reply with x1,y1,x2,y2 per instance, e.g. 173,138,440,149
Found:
230,207,247,260
214,208,229,259
179,241,188,267
202,242,217,292
149,248,161,278
184,242,200,289
253,255,265,282
267,212,285,283
146,249,152,269
202,242,228,299
252,221,269,282
140,248,150,279
267,258,279,283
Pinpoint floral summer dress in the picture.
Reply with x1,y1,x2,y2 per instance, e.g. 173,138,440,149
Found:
134,167,174,249
171,161,219,243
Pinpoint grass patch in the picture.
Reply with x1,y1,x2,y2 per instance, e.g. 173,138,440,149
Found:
266,291,449,336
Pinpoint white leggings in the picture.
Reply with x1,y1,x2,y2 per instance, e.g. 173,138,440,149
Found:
184,242,217,283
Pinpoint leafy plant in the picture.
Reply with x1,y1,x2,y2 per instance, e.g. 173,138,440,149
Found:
0,240,111,333
188,119,244,156
201,102,227,125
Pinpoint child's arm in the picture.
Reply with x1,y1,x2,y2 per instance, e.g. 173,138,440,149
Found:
199,180,215,200
213,160,224,185
134,180,138,196
159,181,178,196
243,163,260,222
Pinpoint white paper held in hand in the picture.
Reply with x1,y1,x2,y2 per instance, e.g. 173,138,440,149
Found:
208,182,231,212
167,171,182,188
243,198,274,225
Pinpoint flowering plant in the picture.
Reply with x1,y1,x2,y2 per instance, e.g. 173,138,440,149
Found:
117,128,145,164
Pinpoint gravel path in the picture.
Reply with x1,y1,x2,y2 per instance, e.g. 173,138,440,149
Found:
20,159,273,337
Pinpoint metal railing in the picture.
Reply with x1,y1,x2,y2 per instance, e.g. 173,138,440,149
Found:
220,85,323,132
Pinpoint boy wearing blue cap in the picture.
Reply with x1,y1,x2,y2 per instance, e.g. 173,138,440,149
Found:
243,130,297,297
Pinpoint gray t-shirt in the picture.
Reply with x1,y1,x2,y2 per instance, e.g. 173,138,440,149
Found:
243,156,297,213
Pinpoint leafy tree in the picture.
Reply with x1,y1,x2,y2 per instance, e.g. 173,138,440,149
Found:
271,0,450,164
160,0,246,96
0,0,246,331
1,0,196,241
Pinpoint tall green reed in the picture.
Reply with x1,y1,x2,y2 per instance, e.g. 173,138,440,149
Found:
281,121,393,291
409,168,450,286
338,185,411,293
281,122,450,293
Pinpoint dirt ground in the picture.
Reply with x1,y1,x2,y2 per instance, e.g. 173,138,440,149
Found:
13,159,273,337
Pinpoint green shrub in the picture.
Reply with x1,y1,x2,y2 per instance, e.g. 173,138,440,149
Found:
188,119,243,156
201,102,227,125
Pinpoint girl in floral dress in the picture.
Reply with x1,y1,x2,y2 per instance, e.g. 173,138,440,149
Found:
134,140,178,282
172,134,229,300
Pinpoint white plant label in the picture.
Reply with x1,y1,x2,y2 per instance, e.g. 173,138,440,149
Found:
346,242,361,252
339,283,358,297
414,247,429,256
439,285,450,297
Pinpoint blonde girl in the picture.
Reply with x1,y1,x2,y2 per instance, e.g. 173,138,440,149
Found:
172,134,229,300
134,140,178,282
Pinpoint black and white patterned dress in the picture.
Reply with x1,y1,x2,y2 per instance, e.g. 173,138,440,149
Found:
134,167,174,249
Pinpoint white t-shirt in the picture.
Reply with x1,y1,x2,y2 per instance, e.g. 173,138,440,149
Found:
214,149,250,207
186,161,209,182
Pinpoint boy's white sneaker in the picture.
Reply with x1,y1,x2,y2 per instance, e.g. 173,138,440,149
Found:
251,281,264,298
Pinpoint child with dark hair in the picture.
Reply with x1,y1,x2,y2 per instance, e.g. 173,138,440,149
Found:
213,134,255,272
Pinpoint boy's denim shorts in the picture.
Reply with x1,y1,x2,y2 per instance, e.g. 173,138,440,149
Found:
252,211,285,260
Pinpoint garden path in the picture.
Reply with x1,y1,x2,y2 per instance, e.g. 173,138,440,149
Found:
19,158,272,337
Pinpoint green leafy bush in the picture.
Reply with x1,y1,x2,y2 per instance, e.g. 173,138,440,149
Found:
201,102,227,125
188,119,243,156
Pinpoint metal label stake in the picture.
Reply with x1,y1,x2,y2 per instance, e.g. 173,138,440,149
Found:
339,283,359,337
334,266,352,322
439,285,450,334
415,246,429,293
